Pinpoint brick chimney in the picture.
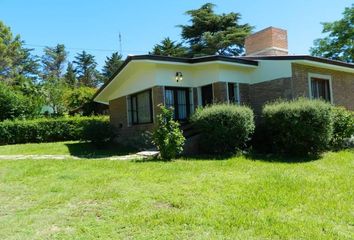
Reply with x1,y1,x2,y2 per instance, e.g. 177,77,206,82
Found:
245,27,288,56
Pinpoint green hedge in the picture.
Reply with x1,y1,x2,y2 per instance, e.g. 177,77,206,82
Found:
331,107,354,150
262,98,333,155
0,116,112,145
191,104,255,154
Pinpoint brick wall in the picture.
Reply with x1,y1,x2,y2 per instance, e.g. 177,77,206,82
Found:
292,63,354,110
249,78,292,114
239,83,250,105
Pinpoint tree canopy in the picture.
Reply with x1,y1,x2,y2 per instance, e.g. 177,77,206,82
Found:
41,44,68,80
102,52,123,82
310,5,354,63
74,51,101,87
151,38,188,57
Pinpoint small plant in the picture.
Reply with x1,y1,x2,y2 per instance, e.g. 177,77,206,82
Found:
330,107,354,150
191,104,255,154
152,105,185,160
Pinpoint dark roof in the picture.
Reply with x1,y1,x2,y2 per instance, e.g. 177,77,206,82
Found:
241,55,354,69
93,54,258,101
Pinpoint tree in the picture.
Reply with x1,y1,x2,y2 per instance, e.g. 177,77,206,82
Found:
0,21,39,84
310,5,354,63
74,51,101,87
64,86,96,111
42,79,68,115
102,52,123,82
179,3,253,56
41,44,68,80
64,62,77,87
150,37,188,57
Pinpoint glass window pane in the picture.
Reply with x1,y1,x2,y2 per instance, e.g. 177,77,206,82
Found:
165,89,174,109
137,91,151,123
234,83,239,104
177,90,187,119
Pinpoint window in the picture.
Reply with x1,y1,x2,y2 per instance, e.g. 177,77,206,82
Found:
164,87,190,121
228,83,240,104
127,89,153,125
310,77,331,102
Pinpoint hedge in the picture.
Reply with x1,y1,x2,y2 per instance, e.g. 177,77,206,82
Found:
0,116,112,145
191,104,255,154
262,98,333,155
330,106,354,150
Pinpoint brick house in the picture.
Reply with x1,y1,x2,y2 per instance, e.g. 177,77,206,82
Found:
93,27,354,142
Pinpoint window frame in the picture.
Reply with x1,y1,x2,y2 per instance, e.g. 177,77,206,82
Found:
164,87,191,121
227,82,240,104
308,73,333,104
128,89,153,125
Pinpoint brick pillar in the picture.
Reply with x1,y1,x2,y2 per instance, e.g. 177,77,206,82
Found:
212,82,228,103
239,83,250,105
152,86,164,122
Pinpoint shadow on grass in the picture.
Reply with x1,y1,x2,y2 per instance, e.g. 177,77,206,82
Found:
65,142,137,159
244,152,322,163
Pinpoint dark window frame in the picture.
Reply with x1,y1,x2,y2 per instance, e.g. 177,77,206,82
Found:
130,89,153,125
165,87,191,121
310,77,331,102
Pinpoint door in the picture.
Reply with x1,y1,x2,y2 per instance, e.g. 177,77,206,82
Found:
165,87,190,121
201,84,213,106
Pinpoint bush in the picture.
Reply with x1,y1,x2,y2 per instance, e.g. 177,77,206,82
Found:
330,107,354,150
152,105,185,160
262,98,333,155
191,104,255,154
0,116,112,145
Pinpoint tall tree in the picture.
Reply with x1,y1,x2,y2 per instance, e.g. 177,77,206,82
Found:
0,21,39,84
151,37,188,57
310,5,354,63
64,62,77,87
102,52,123,82
41,44,68,80
74,51,101,87
179,3,253,56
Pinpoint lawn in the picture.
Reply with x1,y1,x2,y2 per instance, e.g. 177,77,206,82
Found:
0,141,135,157
0,148,353,239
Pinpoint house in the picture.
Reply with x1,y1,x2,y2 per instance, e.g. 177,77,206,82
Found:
93,27,354,142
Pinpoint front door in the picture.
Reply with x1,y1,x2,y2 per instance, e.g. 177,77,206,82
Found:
165,87,190,121
201,84,213,106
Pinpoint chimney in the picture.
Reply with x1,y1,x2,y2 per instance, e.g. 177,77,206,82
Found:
245,27,288,56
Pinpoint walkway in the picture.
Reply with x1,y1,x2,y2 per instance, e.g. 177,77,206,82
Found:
0,151,159,161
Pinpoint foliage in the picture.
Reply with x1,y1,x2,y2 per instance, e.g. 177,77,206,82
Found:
42,79,68,115
262,98,333,156
64,86,96,112
152,105,185,160
310,4,353,62
179,3,253,56
191,104,255,154
41,44,68,79
102,52,123,82
0,21,39,83
330,107,354,149
64,62,77,86
74,50,102,87
151,37,188,57
0,82,41,121
0,116,111,145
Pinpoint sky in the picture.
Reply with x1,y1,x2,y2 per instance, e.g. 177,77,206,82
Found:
1,0,352,69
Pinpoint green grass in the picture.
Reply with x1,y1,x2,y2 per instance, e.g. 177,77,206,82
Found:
0,150,353,239
0,141,135,157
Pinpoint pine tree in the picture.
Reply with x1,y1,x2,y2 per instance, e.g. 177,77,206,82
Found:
74,51,101,87
179,3,253,56
41,44,68,80
64,62,77,87
102,52,123,82
151,37,187,57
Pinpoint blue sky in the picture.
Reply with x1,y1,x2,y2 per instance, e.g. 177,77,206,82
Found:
1,0,352,69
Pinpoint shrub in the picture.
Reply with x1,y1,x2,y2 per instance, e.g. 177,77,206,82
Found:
262,98,333,155
330,107,354,150
152,105,185,160
191,104,255,154
0,116,112,145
